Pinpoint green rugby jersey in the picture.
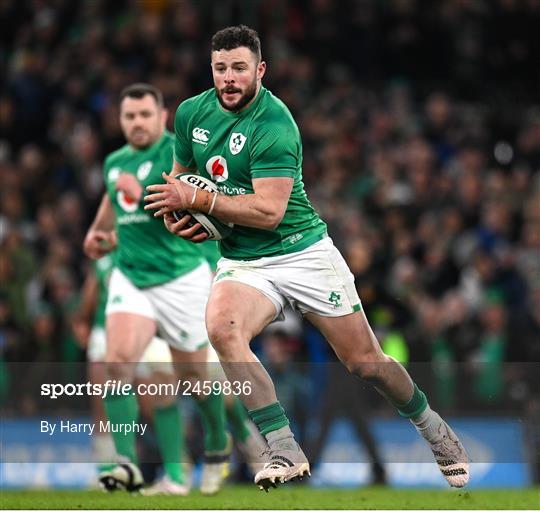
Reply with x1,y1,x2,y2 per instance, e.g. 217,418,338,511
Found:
174,87,327,260
93,253,115,329
104,131,204,287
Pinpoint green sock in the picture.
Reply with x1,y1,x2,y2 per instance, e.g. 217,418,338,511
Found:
395,383,428,418
248,401,289,436
227,397,251,443
103,393,139,463
98,463,116,473
195,392,228,452
153,402,184,484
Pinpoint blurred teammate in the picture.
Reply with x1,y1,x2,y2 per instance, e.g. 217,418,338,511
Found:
73,250,264,494
71,251,117,479
84,83,230,495
144,25,470,490
72,250,192,495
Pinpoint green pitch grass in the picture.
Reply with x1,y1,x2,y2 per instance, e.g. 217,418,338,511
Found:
1,486,538,510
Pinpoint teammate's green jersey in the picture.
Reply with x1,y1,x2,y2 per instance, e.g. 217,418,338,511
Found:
174,87,327,260
104,132,204,287
200,241,221,272
93,253,115,328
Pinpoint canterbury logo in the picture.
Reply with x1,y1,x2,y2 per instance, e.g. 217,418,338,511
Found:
192,127,210,145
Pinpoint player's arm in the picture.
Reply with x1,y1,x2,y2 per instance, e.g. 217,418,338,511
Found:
83,193,117,259
70,270,98,349
207,177,292,229
145,174,292,231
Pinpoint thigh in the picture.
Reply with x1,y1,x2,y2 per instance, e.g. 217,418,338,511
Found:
145,262,211,352
276,238,362,317
305,309,385,365
214,257,286,320
105,268,157,362
106,312,157,363
206,280,277,340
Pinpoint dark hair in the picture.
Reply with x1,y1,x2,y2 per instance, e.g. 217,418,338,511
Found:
211,25,261,61
119,83,164,107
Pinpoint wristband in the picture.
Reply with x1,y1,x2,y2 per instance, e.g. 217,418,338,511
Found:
208,193,218,216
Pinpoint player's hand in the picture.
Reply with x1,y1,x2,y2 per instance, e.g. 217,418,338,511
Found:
83,229,116,259
116,173,143,201
163,212,208,243
144,173,193,217
70,317,90,348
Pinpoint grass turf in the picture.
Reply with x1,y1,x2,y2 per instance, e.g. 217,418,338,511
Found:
1,486,538,510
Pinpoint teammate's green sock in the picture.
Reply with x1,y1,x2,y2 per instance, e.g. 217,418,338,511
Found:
226,396,251,443
395,383,428,418
98,463,117,473
154,402,185,484
103,393,139,463
248,401,289,436
196,392,228,452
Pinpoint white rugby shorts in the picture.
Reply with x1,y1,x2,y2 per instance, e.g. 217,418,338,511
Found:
106,262,211,352
214,237,361,319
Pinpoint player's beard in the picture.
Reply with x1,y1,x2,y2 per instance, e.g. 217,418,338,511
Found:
216,78,258,113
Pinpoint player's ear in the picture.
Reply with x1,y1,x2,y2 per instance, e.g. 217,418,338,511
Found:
257,60,266,80
161,108,168,127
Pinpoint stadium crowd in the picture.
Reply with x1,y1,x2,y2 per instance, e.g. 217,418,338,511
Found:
1,0,539,419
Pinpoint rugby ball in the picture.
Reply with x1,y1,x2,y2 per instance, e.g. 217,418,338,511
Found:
172,173,233,241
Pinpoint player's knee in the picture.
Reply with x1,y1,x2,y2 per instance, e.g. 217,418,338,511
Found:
206,322,245,361
104,348,137,381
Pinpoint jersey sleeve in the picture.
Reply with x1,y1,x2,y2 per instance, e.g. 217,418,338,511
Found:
174,100,196,168
249,118,299,179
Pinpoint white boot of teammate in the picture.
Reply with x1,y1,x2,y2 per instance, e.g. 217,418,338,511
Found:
200,433,232,495
141,474,191,496
99,461,144,492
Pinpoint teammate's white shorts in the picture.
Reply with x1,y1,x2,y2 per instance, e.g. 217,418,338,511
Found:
87,326,174,377
105,263,211,352
214,237,361,319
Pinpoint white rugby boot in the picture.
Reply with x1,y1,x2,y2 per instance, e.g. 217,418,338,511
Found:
427,420,470,487
99,462,144,492
254,443,310,492
200,433,232,495
141,474,190,496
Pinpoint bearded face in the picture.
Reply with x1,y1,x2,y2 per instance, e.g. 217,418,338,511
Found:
211,47,265,113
